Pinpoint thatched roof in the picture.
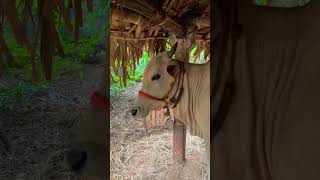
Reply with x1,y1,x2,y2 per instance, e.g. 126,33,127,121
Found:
110,0,210,86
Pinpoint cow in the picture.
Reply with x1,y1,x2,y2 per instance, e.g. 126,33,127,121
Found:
130,43,210,179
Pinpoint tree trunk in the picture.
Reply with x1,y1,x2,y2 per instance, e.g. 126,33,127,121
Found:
39,0,55,80
0,28,19,68
53,25,65,57
1,0,30,48
74,0,83,43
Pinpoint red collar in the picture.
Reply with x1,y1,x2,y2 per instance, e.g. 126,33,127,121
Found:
138,61,185,109
90,91,110,111
138,90,166,102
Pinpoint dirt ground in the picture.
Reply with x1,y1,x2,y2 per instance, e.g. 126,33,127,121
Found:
110,83,207,180
0,57,105,179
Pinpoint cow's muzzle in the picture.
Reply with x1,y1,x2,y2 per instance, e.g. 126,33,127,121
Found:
65,142,108,179
66,148,87,172
130,106,149,118
131,108,138,116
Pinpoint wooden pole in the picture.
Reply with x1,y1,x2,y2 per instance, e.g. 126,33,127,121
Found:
170,27,195,163
173,119,186,162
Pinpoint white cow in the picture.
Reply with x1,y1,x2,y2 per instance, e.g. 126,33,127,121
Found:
131,43,210,179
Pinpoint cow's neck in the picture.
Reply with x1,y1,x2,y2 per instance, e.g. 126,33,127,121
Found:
169,61,210,138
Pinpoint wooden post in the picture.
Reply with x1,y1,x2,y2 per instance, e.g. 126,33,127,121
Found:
173,119,186,163
170,27,195,163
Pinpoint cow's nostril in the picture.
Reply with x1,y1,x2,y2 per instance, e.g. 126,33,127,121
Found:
66,149,87,172
131,108,138,116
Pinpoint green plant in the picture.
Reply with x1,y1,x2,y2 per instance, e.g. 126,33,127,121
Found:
0,81,48,112
255,0,268,5
110,83,124,96
110,51,149,96
127,51,149,82
190,47,207,64
52,56,72,77
5,37,30,67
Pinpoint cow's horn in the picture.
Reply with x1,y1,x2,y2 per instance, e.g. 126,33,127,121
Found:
168,42,178,58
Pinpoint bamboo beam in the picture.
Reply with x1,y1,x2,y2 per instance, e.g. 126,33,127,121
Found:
189,16,210,27
157,16,184,37
135,0,156,12
111,36,167,40
112,7,147,25
112,0,154,18
110,30,209,41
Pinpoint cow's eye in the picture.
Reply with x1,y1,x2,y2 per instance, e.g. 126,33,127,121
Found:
151,74,161,81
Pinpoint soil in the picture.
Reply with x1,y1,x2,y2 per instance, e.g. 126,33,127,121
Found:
0,58,104,180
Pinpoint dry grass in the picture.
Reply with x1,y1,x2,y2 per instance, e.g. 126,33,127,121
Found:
110,83,207,180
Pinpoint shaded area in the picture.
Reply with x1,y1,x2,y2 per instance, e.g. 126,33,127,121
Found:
0,54,105,179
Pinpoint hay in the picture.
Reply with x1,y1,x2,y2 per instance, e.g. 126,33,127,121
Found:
110,82,207,180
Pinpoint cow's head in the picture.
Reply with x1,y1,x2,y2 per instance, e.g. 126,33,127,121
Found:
131,42,179,118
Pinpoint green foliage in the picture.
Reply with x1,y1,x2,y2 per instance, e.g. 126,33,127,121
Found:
0,81,48,112
75,63,85,80
5,37,30,67
77,35,101,60
0,0,109,112
190,47,207,64
2,0,107,81
110,51,150,96
255,0,268,5
110,83,124,96
83,0,107,34
127,51,149,82
52,56,72,77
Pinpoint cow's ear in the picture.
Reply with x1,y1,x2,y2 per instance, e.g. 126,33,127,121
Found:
167,42,178,58
167,60,178,77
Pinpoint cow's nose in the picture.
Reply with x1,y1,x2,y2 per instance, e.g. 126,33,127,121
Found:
131,108,138,116
66,148,87,172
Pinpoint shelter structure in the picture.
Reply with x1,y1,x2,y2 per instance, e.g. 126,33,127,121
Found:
110,0,210,162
